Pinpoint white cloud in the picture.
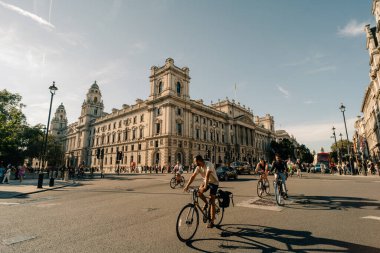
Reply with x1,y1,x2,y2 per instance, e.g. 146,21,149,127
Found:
306,65,336,75
338,20,366,37
0,0,54,29
277,85,290,98
304,100,315,105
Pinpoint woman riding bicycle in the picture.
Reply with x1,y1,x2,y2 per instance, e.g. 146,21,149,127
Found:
173,161,184,183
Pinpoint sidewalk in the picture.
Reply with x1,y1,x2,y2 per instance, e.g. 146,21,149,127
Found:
0,177,76,199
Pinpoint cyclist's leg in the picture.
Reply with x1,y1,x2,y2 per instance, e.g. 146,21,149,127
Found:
198,183,209,206
208,184,218,227
279,172,287,192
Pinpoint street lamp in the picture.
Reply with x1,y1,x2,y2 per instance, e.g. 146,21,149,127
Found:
332,126,340,164
339,103,354,175
37,82,58,188
212,123,217,168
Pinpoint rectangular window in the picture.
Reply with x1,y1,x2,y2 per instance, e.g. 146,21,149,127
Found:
203,130,207,140
156,123,160,134
131,145,134,151
196,129,200,139
177,123,182,136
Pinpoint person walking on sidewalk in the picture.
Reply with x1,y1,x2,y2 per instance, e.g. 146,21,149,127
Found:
18,165,26,182
2,165,11,184
0,162,4,183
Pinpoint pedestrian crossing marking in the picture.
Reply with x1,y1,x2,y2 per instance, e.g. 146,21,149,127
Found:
2,235,37,245
236,198,284,211
361,216,380,221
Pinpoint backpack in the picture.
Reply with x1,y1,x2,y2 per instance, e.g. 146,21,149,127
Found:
217,189,234,208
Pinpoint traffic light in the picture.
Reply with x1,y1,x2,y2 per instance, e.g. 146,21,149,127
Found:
96,148,100,159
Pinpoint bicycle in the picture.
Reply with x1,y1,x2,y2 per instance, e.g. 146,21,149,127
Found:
176,187,224,242
170,173,185,189
273,173,287,206
256,172,270,198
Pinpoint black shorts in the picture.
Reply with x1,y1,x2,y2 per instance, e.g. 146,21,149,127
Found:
204,183,219,196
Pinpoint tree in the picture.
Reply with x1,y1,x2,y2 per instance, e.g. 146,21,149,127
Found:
269,139,313,163
0,89,28,165
0,90,46,166
45,135,65,167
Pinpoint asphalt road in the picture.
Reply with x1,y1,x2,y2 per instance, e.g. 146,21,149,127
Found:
0,172,379,253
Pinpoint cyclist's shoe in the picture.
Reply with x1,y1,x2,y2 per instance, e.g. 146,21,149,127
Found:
207,222,214,229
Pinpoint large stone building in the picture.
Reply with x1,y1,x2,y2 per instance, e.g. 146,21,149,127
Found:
359,0,380,161
51,58,278,171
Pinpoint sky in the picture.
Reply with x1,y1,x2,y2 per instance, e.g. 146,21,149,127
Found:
0,0,375,153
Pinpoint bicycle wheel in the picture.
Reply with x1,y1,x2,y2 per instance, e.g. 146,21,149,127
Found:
176,204,199,242
275,183,284,206
257,180,263,198
180,176,185,187
213,202,224,226
170,178,177,189
264,178,270,195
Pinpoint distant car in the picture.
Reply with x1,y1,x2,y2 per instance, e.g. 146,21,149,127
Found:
230,161,253,175
311,164,321,173
216,166,238,181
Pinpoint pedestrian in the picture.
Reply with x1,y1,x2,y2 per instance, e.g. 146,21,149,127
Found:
295,159,302,178
100,166,104,178
18,165,26,182
2,165,11,184
0,162,4,183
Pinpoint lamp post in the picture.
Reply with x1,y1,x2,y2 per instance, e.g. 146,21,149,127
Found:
37,82,58,188
339,103,354,175
212,123,217,168
332,126,339,164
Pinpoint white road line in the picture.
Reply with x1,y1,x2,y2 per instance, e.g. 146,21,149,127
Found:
2,235,37,246
361,216,380,221
0,202,20,206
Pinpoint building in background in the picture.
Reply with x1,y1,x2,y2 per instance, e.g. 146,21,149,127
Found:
51,58,285,172
360,0,380,161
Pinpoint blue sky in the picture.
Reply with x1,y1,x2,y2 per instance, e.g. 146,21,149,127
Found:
0,0,374,152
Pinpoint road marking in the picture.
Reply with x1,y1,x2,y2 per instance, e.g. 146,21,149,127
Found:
2,235,37,246
361,216,380,221
237,198,284,211
0,202,20,206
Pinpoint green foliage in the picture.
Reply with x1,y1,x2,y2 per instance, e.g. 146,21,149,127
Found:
0,89,47,166
269,139,313,163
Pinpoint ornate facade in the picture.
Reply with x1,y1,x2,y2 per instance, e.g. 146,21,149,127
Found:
51,58,277,171
359,0,380,160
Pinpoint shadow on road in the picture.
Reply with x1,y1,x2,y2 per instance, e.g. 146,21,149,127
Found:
288,195,380,211
185,224,380,253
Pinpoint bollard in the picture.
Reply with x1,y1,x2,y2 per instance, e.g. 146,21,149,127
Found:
49,177,55,187
37,173,44,188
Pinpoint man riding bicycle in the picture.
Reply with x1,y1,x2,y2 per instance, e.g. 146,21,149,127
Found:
255,158,269,179
184,155,219,228
272,154,288,198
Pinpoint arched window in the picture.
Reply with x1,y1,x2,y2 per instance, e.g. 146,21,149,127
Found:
158,82,163,94
94,97,98,103
176,82,181,96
